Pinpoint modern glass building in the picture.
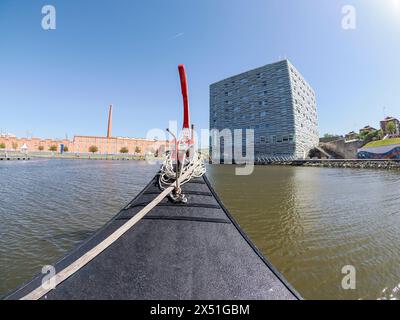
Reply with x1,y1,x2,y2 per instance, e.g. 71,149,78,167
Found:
209,60,319,160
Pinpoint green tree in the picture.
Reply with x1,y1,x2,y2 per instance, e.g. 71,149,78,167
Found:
387,121,396,134
358,131,367,141
0,142,5,149
89,145,98,153
49,145,57,152
63,146,69,152
38,145,44,151
12,142,18,150
361,130,380,145
134,146,141,154
120,147,129,154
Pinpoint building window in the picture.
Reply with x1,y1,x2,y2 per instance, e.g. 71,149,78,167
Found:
272,135,277,144
260,136,266,143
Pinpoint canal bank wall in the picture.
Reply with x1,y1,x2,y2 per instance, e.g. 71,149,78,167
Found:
256,159,400,170
1,151,160,161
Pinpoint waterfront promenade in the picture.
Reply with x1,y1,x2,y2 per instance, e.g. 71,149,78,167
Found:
256,158,400,170
0,151,158,161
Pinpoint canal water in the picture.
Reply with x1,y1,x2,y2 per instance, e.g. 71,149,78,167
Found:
1,159,400,299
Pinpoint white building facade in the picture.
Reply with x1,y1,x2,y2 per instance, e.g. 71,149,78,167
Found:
210,60,319,160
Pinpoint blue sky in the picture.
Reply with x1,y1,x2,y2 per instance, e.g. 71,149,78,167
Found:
1,0,399,140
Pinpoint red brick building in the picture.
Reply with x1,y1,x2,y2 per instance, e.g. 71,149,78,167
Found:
0,135,70,152
0,105,168,155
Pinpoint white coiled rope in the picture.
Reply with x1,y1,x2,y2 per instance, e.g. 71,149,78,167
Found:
158,148,206,202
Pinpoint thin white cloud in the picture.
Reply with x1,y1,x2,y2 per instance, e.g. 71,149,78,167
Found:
170,32,184,40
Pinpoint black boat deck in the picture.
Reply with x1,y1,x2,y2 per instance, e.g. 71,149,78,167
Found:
5,175,300,300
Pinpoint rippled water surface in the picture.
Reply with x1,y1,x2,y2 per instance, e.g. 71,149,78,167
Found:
206,165,400,300
0,159,159,296
1,160,400,299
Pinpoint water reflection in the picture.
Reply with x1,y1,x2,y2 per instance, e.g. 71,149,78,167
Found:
0,159,159,296
206,165,400,300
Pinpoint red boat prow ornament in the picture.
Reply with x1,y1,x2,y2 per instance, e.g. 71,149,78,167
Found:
174,64,194,161
178,64,190,131
160,65,206,203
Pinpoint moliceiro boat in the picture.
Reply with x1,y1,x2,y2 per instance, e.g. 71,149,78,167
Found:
5,65,300,300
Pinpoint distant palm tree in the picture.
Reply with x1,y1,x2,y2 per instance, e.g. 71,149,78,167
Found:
135,146,141,155
63,146,69,152
49,145,57,152
0,143,5,149
12,142,18,150
38,145,44,151
89,145,98,154
120,147,129,154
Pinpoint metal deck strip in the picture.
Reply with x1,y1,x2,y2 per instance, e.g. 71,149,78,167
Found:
143,191,213,196
185,180,205,184
116,215,230,224
128,202,221,209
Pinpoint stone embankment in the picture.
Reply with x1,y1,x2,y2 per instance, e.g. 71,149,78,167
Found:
256,159,400,170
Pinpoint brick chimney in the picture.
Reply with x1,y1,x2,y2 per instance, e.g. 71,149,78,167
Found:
107,104,113,138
